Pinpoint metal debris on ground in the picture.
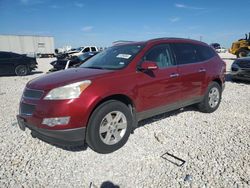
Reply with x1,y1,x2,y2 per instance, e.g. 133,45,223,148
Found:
161,152,186,167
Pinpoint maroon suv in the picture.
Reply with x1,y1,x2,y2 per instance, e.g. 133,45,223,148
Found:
17,38,226,153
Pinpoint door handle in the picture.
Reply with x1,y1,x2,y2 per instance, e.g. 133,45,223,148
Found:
170,73,179,78
198,68,206,73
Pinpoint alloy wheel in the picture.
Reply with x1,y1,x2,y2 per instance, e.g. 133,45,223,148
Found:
99,111,127,145
208,87,220,108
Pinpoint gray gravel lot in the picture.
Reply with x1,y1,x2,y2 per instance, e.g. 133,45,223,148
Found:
0,54,249,187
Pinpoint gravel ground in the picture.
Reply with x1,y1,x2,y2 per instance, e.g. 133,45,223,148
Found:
0,54,249,188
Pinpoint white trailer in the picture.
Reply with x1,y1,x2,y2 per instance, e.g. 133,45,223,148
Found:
0,34,55,57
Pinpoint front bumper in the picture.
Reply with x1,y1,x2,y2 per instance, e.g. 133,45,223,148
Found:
17,115,86,146
231,69,250,81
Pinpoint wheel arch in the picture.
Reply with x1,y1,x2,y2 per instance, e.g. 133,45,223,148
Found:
236,48,250,56
212,78,222,89
86,94,137,130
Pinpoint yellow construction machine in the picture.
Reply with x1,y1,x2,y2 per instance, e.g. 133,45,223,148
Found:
229,33,250,58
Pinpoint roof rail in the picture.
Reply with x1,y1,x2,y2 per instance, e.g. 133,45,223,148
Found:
112,40,136,45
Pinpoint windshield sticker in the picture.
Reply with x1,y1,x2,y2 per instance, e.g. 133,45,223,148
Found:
119,62,125,65
116,54,132,59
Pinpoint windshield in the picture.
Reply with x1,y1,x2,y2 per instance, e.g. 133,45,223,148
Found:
75,47,83,52
78,53,94,61
80,44,144,70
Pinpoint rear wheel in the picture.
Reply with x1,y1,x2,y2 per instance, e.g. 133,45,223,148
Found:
15,65,29,76
86,100,133,154
197,82,222,113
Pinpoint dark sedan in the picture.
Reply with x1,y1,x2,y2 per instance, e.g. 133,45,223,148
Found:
48,52,98,72
0,51,38,76
231,54,250,81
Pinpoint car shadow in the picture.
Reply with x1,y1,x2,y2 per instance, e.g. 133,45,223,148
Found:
0,71,43,77
32,105,199,152
137,105,198,128
225,73,250,84
52,143,88,152
32,106,198,152
29,71,44,75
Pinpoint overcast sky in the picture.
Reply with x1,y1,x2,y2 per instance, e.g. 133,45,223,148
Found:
0,0,249,48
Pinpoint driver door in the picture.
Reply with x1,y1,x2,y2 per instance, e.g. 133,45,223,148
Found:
136,44,181,118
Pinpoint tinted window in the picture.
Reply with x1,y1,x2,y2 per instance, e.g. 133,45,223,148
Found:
0,52,12,59
143,44,175,69
196,45,216,61
83,47,90,52
172,43,200,65
91,47,96,51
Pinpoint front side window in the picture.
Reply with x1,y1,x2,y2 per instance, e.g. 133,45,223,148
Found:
143,44,175,69
171,43,200,65
83,47,90,52
80,44,144,70
1,52,12,59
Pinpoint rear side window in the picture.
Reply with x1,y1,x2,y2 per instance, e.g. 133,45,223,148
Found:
143,44,175,69
171,43,200,65
91,47,96,52
196,45,216,61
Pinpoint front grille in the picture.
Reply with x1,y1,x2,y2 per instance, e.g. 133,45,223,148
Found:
23,88,44,99
237,61,250,69
20,103,36,115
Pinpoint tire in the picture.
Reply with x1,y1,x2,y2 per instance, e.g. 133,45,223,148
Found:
15,65,29,76
86,100,133,154
197,82,222,113
236,49,249,58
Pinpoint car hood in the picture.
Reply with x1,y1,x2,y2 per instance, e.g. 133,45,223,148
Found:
27,68,113,90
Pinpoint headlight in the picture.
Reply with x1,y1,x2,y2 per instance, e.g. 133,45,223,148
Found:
232,62,239,68
44,80,91,100
231,62,239,72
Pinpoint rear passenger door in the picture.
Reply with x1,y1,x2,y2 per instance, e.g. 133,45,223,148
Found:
171,43,206,102
136,44,180,113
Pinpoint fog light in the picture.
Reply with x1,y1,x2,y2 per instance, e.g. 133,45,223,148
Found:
42,117,70,127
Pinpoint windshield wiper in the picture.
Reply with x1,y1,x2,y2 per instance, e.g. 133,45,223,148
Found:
84,66,105,70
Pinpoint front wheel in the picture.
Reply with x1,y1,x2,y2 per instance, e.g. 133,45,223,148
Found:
236,49,249,58
86,100,133,154
15,65,29,76
197,82,222,113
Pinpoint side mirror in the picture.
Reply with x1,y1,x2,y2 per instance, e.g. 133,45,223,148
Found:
140,61,158,71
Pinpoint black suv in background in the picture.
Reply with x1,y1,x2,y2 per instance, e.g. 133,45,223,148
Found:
231,53,250,81
0,51,38,76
